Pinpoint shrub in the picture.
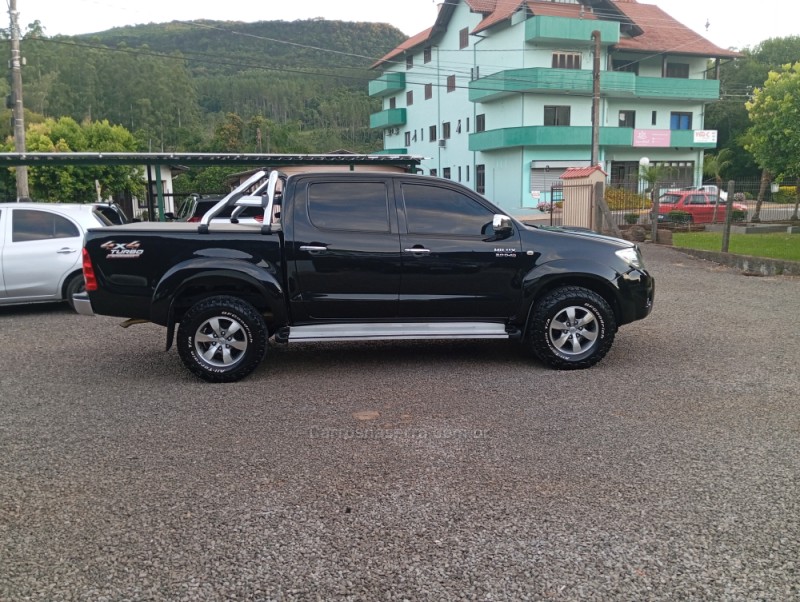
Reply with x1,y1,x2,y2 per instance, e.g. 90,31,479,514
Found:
666,210,691,224
773,186,797,204
604,187,650,211
731,209,747,222
624,212,640,225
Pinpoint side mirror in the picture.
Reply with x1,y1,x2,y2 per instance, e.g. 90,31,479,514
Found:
493,214,513,236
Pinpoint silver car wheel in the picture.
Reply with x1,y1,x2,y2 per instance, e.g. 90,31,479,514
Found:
194,316,249,368
548,305,599,356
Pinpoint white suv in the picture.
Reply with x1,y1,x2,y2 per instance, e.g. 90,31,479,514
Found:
0,203,111,310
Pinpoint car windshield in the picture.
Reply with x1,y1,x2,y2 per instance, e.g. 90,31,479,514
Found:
658,194,681,205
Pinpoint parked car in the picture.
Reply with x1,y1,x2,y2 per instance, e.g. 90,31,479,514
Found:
176,194,264,224
91,202,130,225
657,190,747,224
0,203,112,310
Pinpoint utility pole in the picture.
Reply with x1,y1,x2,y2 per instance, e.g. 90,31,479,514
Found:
590,30,601,167
9,0,29,200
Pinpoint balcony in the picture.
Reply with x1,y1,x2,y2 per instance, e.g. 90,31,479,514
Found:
469,68,635,103
369,72,406,98
369,108,407,130
469,126,718,152
469,68,720,103
525,15,620,45
636,77,720,101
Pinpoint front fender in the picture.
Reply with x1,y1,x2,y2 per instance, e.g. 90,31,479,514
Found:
517,258,622,324
150,257,287,328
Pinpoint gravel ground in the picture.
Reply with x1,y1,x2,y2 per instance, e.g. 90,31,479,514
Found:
1,244,798,601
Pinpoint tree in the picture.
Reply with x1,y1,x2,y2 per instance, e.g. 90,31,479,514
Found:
745,62,800,220
3,117,144,201
702,149,734,189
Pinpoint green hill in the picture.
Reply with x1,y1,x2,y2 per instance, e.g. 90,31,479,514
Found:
9,19,406,153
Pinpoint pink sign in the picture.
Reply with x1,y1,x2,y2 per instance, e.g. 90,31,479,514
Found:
633,129,671,147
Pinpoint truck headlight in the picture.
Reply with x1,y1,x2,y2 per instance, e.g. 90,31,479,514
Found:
615,247,645,270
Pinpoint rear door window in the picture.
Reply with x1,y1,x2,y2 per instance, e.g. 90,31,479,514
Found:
307,181,390,233
12,210,80,242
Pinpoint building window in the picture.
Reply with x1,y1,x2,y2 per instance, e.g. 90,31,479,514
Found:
424,46,432,64
618,110,635,128
442,122,451,139
430,168,438,177
476,114,485,132
457,166,462,182
612,59,639,75
447,74,456,93
459,27,469,49
544,105,571,126
652,111,657,126
406,54,413,70
443,167,451,180
654,160,694,185
552,52,582,69
389,97,396,110
666,63,690,78
429,125,437,141
406,90,413,106
466,165,470,182
670,112,692,130
405,131,411,146
476,165,486,194
425,83,433,100
466,117,470,132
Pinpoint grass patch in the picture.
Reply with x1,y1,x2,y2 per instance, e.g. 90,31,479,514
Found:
672,232,800,262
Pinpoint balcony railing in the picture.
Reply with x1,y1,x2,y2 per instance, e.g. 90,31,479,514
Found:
369,72,406,98
469,126,717,152
369,108,407,129
469,68,719,103
525,15,620,45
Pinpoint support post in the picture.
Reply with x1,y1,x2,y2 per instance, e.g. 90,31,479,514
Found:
9,0,29,200
721,180,735,253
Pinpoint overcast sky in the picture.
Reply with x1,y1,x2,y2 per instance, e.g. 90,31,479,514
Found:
14,0,793,52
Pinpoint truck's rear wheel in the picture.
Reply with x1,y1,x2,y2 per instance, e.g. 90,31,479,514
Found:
177,295,267,383
528,286,616,370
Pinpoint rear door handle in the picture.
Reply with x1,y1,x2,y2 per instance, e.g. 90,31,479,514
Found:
404,247,431,254
299,245,328,252
57,248,78,254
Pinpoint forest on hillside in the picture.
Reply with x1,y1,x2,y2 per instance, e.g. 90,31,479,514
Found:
1,18,407,154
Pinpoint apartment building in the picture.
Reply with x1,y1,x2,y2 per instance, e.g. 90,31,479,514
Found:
369,0,738,214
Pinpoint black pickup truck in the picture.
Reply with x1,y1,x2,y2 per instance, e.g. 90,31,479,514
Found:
75,170,654,382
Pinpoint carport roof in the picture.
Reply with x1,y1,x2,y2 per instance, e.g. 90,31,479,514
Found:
0,152,425,170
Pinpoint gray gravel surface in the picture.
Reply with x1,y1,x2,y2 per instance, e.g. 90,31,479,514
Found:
1,244,799,601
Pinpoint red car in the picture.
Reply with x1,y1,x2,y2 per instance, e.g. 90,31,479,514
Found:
656,190,748,224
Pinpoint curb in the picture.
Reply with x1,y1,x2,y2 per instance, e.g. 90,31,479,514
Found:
674,247,800,276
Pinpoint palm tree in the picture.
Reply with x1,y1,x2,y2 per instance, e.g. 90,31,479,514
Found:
702,149,734,191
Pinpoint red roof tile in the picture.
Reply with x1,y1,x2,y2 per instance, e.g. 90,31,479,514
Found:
371,27,434,69
560,165,608,179
611,1,740,58
526,1,599,21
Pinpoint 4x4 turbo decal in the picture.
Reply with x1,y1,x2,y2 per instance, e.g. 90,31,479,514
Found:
100,240,144,259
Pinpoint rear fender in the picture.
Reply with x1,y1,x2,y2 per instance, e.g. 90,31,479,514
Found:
151,257,287,335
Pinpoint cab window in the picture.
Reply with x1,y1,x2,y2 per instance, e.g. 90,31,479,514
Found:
402,184,494,237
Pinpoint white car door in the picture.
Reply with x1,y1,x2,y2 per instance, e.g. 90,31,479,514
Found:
1,207,83,302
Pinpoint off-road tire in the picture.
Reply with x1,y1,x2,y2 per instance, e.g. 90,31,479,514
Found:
177,295,268,383
528,286,616,370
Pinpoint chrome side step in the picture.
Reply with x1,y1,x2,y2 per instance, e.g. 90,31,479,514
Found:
287,322,510,343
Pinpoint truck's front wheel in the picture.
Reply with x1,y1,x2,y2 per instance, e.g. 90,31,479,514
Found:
177,295,268,383
528,286,616,370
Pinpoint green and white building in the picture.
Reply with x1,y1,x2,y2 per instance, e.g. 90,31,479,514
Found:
369,0,738,215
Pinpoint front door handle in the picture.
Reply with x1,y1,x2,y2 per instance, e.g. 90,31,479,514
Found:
404,247,431,254
299,245,328,252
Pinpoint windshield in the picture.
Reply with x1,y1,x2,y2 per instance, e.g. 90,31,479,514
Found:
658,194,681,205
